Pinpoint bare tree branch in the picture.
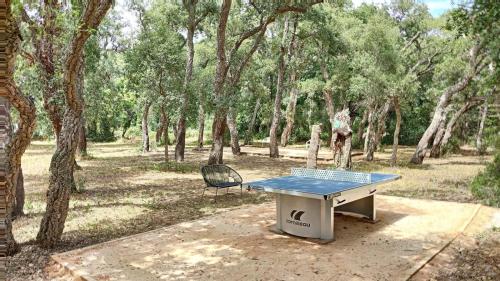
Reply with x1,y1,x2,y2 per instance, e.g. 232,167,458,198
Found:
249,0,263,15
411,51,440,79
19,50,35,65
403,31,421,51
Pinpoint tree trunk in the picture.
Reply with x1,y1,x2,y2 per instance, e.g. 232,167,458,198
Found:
156,125,163,144
142,101,151,153
461,121,469,145
13,168,25,218
307,124,322,169
476,98,488,155
411,96,449,163
357,110,368,147
227,110,241,155
76,50,87,157
156,118,163,143
269,88,283,156
122,109,134,138
268,92,282,157
327,123,333,148
269,19,290,158
280,70,298,147
208,112,227,164
165,116,170,147
410,43,486,164
197,103,205,148
245,97,261,145
207,0,231,164
173,94,187,158
319,62,336,149
439,98,482,155
73,56,85,176
176,1,200,162
37,112,81,248
172,120,178,143
429,110,448,158
0,98,17,256
390,96,401,166
78,117,87,157
364,108,376,161
333,131,352,170
1,1,38,255
332,131,339,164
0,99,16,254
332,110,354,170
340,135,353,170
156,113,167,143
363,107,374,155
43,85,62,139
37,0,112,249
161,106,169,161
270,17,293,158
374,99,391,152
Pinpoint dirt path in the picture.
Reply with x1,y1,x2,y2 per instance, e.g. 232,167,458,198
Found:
410,206,500,281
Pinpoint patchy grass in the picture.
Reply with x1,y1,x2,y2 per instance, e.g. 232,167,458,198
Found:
433,228,500,281
149,161,201,173
8,141,493,280
349,146,490,203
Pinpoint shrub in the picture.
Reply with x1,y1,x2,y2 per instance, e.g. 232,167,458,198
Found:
88,118,117,142
441,137,461,155
470,137,500,207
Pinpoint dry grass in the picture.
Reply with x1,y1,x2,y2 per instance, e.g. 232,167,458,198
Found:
15,141,276,248
351,146,491,203
8,141,492,280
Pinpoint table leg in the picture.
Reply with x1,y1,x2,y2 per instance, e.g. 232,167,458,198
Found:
320,199,334,240
276,194,282,230
335,195,376,220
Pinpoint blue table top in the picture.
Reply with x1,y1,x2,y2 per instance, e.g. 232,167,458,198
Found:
246,173,400,196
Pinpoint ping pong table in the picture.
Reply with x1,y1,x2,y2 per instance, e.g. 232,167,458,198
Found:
245,168,400,241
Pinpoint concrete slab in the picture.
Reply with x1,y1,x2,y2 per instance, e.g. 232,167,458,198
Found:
52,196,484,281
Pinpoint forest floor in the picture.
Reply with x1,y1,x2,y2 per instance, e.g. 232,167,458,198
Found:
8,140,499,280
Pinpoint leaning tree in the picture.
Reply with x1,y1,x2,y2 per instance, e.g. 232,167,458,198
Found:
410,4,495,164
37,0,112,248
410,41,488,164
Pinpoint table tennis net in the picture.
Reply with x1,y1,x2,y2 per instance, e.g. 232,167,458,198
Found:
291,168,371,184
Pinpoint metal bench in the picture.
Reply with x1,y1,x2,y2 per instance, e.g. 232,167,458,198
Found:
200,164,243,202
